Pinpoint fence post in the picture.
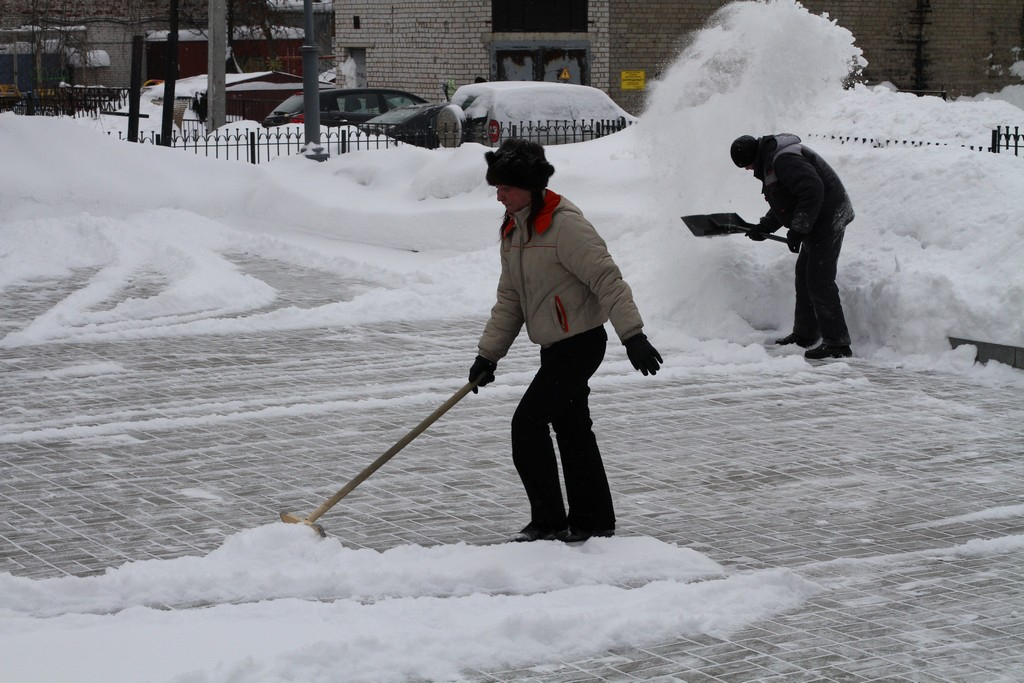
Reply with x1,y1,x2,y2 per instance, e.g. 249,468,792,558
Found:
249,131,257,164
992,127,1000,154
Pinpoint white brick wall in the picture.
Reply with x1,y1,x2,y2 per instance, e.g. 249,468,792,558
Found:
3,1,1020,102
333,0,1024,113
335,1,611,101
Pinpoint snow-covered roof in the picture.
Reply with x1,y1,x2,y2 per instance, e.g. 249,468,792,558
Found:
266,0,334,11
225,81,311,92
146,26,304,42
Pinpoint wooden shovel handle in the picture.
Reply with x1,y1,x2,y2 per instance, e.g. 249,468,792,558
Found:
303,379,479,524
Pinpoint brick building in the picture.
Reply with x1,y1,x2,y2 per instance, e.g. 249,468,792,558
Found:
801,0,1024,99
3,1,1022,111
334,0,1024,112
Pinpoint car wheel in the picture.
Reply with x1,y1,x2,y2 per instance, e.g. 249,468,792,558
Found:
436,104,463,148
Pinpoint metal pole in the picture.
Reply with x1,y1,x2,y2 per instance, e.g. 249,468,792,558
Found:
300,0,327,161
128,36,143,142
207,0,227,131
160,0,179,146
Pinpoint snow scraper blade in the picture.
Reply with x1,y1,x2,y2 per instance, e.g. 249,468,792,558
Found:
280,511,327,537
279,378,480,537
681,213,787,243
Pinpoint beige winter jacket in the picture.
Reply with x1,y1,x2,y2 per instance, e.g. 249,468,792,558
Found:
477,190,645,361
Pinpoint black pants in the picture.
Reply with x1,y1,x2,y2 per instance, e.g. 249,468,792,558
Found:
511,325,613,532
793,221,851,347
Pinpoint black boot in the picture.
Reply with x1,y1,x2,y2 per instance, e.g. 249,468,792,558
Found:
510,523,567,543
561,527,614,544
775,333,818,348
804,344,853,360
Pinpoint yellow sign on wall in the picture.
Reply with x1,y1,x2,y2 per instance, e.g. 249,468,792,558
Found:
620,70,646,91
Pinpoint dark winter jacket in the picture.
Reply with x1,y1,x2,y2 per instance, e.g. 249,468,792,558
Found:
754,134,854,235
477,190,645,362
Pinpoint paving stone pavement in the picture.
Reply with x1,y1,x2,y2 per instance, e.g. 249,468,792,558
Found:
2,255,1023,682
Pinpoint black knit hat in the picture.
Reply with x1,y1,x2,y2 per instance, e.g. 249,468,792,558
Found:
485,139,555,190
730,135,759,167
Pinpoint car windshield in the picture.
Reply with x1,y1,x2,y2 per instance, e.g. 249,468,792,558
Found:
270,90,339,114
271,93,305,114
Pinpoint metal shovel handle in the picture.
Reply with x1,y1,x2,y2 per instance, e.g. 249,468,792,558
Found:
718,215,788,244
732,224,788,244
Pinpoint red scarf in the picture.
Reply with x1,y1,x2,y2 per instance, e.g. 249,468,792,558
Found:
502,190,561,237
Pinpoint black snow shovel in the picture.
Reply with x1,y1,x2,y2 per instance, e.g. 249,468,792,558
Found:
280,378,480,536
681,213,787,244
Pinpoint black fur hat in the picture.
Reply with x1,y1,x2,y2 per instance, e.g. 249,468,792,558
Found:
485,139,555,190
730,135,759,167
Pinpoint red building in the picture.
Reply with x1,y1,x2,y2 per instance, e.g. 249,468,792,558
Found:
144,29,307,82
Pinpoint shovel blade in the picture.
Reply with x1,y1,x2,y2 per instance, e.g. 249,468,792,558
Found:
280,511,326,537
681,213,752,237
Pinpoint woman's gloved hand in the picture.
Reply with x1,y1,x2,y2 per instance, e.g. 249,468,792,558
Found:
468,355,497,392
624,334,663,376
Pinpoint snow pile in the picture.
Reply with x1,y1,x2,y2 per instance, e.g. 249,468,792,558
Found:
0,526,817,683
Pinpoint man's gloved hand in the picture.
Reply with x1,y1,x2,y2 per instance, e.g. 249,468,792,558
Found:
749,216,781,241
624,334,663,376
469,355,497,393
786,229,803,254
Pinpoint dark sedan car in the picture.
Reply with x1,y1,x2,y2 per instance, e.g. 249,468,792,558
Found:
361,102,466,149
262,88,427,128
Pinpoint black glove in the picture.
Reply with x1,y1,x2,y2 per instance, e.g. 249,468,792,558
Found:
624,334,663,376
747,216,775,241
786,229,803,254
469,355,497,393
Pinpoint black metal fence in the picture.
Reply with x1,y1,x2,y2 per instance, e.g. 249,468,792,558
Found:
114,118,636,164
129,121,1019,165
992,125,1023,156
118,127,391,163
0,87,130,117
809,129,1024,157
3,92,1020,161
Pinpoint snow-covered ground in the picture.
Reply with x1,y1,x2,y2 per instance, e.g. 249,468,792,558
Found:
1,1,1022,681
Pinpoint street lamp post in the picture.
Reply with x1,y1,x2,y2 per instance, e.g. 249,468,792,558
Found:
207,0,227,131
300,0,327,161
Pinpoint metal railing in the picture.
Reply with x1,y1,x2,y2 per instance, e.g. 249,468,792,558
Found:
4,96,1016,161
117,121,1024,163
470,118,634,148
118,127,388,163
991,125,1023,156
0,87,130,117
114,117,636,164
809,128,1024,157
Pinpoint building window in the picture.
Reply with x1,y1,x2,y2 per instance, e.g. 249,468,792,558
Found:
492,0,588,33
493,44,589,84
